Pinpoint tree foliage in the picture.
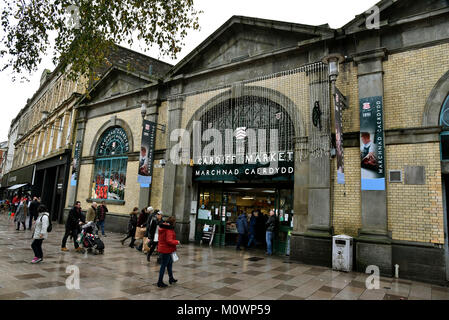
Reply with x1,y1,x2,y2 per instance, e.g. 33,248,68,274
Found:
0,0,201,81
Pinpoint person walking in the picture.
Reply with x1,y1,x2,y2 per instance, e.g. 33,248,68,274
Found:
121,207,139,248
235,211,248,251
157,216,180,288
135,207,150,252
146,210,163,262
30,204,50,264
247,211,257,248
14,197,27,230
86,202,97,223
61,201,85,252
96,201,108,236
28,197,40,230
265,210,276,256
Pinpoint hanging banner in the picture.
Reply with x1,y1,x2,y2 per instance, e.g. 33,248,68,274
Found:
334,88,345,184
70,141,81,186
138,120,157,186
359,96,385,190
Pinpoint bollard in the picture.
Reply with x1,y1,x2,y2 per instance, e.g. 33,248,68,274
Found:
395,264,399,278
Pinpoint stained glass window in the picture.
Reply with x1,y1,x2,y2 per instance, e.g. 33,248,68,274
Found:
92,127,128,201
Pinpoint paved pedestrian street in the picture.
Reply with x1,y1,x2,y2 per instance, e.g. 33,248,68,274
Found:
0,214,448,300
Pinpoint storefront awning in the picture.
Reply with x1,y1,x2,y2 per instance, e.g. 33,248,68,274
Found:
7,183,28,190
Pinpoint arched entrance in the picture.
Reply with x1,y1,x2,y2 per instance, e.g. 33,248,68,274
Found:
188,91,298,254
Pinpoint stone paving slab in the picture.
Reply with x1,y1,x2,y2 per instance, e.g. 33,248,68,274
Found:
0,213,447,300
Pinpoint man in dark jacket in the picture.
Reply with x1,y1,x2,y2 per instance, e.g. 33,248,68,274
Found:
96,201,108,236
28,197,40,230
61,201,85,252
265,210,276,256
247,211,257,248
235,212,248,251
146,210,163,262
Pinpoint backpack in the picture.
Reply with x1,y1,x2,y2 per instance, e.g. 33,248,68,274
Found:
40,214,52,233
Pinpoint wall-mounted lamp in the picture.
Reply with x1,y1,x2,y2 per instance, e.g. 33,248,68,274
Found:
140,101,148,119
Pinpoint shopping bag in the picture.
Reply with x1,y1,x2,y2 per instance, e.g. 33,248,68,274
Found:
142,237,150,253
171,252,179,262
135,227,146,240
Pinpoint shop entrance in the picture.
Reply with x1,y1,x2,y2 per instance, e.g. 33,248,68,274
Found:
194,182,294,255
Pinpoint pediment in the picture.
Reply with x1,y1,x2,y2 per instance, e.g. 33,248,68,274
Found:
170,16,335,76
84,68,153,105
344,0,449,34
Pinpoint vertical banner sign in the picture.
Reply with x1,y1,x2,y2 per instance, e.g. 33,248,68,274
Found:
138,120,157,186
359,96,385,190
334,89,345,184
70,141,81,186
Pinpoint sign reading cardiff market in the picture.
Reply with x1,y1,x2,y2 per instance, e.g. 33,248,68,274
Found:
359,96,385,190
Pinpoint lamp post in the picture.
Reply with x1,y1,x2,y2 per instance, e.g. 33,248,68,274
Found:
322,54,345,95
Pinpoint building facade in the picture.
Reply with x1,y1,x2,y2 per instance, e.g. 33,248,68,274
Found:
6,0,449,284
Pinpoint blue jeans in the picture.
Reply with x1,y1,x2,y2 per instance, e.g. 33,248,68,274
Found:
158,253,174,284
247,233,256,247
97,220,105,235
266,231,273,255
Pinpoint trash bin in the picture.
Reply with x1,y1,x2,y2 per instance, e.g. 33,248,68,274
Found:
332,235,353,272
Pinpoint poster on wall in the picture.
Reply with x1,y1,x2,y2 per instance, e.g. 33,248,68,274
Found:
359,96,385,190
138,120,157,186
70,141,81,186
334,88,345,184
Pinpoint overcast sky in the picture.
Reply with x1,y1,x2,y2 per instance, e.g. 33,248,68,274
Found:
0,0,379,142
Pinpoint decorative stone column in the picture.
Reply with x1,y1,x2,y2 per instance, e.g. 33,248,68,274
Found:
161,94,191,243
353,47,392,277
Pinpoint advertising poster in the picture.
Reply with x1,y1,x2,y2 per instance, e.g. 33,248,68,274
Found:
334,89,345,184
359,96,385,190
137,120,157,186
70,141,81,186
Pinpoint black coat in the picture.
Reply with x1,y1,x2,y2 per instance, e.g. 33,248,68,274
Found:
266,215,276,232
66,207,85,230
29,200,39,218
127,214,138,235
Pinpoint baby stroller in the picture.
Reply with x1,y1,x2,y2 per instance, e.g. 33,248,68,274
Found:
77,222,105,254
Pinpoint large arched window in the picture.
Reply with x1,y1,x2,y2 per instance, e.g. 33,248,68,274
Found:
92,127,129,201
440,95,449,161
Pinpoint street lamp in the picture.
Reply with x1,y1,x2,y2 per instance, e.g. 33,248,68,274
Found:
322,54,345,93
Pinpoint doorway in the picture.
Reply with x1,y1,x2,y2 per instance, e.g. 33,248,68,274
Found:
194,182,293,255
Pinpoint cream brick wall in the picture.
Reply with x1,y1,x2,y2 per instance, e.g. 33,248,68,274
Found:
150,166,164,210
155,101,168,151
77,160,140,215
336,63,359,133
383,43,449,130
82,108,142,157
332,147,362,237
386,142,444,244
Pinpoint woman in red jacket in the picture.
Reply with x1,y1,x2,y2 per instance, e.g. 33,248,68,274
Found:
157,216,180,288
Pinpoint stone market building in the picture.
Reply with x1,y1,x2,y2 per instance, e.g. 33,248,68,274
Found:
6,0,449,284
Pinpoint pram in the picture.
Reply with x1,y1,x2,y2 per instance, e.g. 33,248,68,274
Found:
77,222,105,254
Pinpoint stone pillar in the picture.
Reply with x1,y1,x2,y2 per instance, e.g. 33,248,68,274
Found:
138,99,160,209
354,48,392,277
66,108,85,209
161,95,190,243
291,74,333,267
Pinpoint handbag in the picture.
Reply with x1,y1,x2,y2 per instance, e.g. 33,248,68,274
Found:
135,227,146,240
171,252,179,262
142,237,150,253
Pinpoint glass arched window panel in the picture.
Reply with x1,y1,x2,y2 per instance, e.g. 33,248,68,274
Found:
439,94,449,161
92,126,129,201
96,127,130,157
